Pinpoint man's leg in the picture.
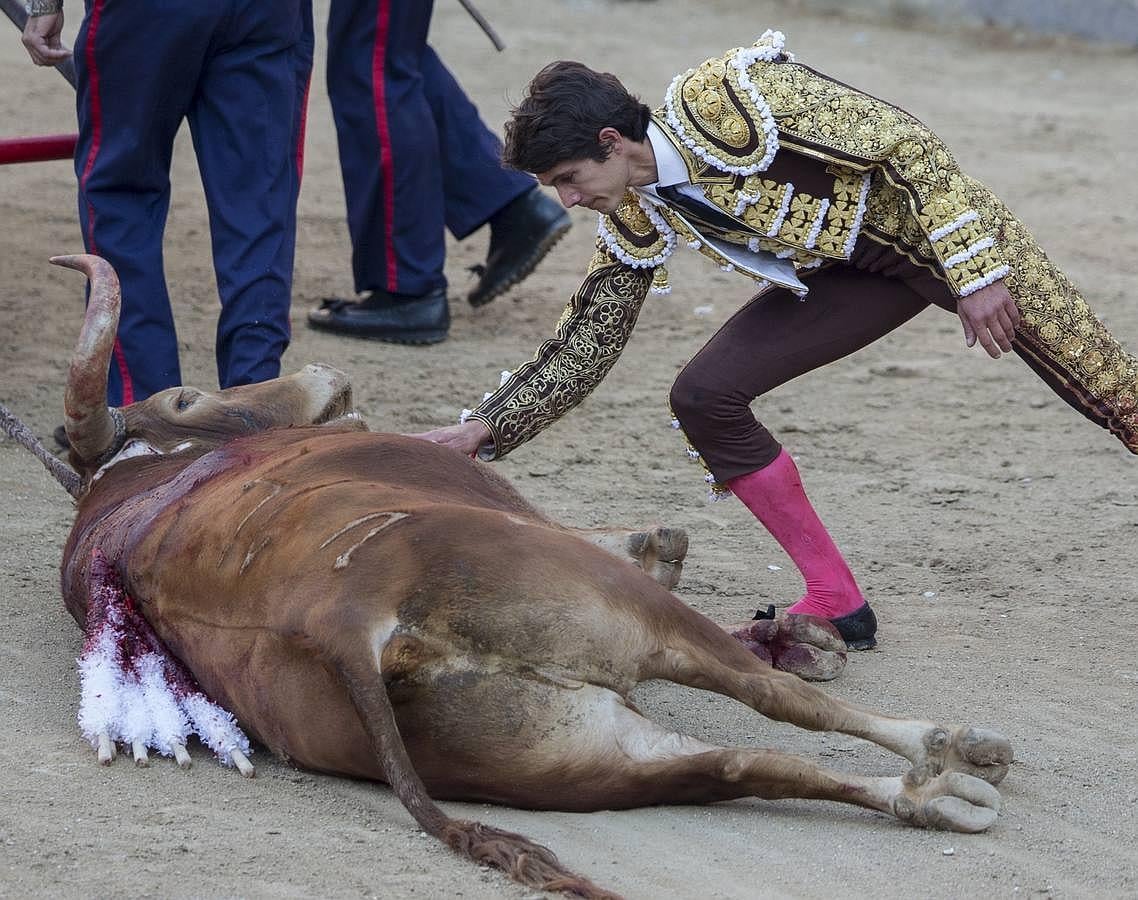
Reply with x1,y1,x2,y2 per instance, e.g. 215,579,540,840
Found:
419,45,531,240
311,0,448,342
73,0,214,405
325,0,442,297
669,266,930,647
189,0,313,389
418,46,569,308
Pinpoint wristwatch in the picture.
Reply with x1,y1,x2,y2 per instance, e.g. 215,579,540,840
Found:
26,0,64,15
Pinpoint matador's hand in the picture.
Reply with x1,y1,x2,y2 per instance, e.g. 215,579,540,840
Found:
408,419,492,458
22,12,71,66
957,279,1021,359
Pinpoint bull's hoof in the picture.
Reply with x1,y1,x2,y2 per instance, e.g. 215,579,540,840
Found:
728,614,847,681
625,526,688,590
918,725,1014,786
579,525,689,589
892,771,1001,833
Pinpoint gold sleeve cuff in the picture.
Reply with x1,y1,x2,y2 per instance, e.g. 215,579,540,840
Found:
879,150,1008,296
465,411,503,462
918,202,1010,296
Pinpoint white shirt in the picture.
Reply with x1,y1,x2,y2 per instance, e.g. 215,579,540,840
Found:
636,122,807,295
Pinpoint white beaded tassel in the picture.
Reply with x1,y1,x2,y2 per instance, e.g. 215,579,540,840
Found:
181,693,255,777
76,624,125,765
79,551,254,775
135,652,192,767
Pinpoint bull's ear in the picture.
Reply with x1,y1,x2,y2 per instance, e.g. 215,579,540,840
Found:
52,255,125,465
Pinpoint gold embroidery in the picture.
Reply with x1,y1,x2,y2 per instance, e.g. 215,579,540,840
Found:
983,186,1137,448
782,192,826,245
473,46,1138,480
671,58,766,167
599,192,672,266
816,169,867,257
658,113,866,261
472,257,654,458
710,176,782,235
751,61,1007,293
863,175,936,262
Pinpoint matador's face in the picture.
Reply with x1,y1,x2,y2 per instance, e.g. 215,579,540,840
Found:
538,151,632,216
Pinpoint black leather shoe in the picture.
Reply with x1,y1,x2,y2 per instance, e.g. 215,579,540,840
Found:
828,602,878,651
307,287,449,344
467,187,571,307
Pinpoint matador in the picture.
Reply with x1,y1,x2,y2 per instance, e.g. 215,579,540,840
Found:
416,31,1138,650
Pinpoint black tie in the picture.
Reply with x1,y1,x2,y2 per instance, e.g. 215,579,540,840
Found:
656,183,742,234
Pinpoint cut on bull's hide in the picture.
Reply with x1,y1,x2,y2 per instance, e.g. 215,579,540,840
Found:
24,254,1014,899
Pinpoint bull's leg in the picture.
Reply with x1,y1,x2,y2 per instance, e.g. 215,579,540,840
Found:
406,676,1000,833
572,525,688,589
642,629,1012,786
328,649,619,900
567,529,848,681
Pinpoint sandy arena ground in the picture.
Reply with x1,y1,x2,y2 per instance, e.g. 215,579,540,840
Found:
1,1,1136,897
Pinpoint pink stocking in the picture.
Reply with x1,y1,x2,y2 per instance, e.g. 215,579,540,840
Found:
726,449,866,620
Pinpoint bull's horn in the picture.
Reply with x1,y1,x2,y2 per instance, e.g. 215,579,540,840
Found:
53,254,124,463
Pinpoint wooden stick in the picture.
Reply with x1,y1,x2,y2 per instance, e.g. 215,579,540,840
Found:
456,0,505,51
0,402,81,498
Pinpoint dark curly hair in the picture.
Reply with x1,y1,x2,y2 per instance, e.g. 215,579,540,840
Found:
502,61,652,174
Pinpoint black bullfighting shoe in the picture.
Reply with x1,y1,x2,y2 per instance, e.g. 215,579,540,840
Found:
467,186,571,307
307,286,449,345
753,601,878,651
827,602,878,651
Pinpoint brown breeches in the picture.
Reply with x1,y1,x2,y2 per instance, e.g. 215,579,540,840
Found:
670,237,1138,483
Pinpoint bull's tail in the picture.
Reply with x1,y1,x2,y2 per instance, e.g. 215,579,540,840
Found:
331,653,621,900
0,402,82,498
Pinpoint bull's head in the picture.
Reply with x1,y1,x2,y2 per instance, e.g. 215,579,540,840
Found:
55,254,363,478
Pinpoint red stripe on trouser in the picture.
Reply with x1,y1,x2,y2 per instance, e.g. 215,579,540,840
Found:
370,0,397,291
79,0,134,406
296,75,311,181
111,340,133,405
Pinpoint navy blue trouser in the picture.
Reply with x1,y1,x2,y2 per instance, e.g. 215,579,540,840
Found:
326,0,534,297
75,0,314,406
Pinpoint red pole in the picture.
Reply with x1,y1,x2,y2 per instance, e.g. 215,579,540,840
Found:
0,134,78,165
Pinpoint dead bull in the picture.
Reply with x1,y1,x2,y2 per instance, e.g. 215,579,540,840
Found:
43,255,1012,898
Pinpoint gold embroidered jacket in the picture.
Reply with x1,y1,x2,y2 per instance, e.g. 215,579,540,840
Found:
467,32,1015,460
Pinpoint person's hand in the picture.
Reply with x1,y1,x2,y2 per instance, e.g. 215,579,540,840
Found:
957,279,1020,359
22,12,71,66
408,419,492,458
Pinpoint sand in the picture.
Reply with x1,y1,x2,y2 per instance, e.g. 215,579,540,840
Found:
1,1,1136,897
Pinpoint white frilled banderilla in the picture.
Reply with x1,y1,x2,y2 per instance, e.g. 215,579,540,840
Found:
77,549,254,775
